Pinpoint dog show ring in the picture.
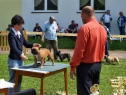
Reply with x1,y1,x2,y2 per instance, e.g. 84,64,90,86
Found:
11,62,69,95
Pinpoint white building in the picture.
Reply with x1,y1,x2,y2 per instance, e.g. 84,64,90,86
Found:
22,0,126,34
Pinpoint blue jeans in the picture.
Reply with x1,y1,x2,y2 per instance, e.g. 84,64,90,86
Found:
8,58,24,93
119,26,125,35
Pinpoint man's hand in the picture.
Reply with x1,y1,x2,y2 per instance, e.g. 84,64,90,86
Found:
70,70,76,80
33,43,41,47
20,54,28,61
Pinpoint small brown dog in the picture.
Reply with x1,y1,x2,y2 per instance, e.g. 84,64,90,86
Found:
31,47,55,68
104,55,120,65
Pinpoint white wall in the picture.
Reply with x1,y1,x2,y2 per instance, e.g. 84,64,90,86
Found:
22,0,126,34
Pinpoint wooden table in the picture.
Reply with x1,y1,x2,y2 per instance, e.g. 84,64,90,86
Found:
12,62,69,95
0,88,8,94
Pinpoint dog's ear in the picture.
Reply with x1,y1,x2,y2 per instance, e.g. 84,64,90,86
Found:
39,47,42,50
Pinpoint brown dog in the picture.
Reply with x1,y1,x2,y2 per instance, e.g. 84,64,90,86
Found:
31,47,55,68
104,55,120,65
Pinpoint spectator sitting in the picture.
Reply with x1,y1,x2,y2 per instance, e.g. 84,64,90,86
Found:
33,23,42,39
22,27,25,31
6,24,12,32
57,23,66,33
66,20,77,33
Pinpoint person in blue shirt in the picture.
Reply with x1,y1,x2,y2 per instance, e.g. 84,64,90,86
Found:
100,10,112,31
41,16,59,60
117,12,126,35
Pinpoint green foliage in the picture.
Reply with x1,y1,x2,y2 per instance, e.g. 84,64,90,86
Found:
28,36,126,50
0,54,126,95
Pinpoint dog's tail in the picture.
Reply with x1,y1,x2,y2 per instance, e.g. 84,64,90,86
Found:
114,57,120,65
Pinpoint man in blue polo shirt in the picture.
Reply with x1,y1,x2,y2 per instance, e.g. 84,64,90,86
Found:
41,16,59,60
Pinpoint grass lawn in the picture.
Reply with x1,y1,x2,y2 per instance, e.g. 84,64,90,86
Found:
0,54,126,95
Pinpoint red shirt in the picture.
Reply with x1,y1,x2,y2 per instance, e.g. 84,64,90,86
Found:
70,18,107,71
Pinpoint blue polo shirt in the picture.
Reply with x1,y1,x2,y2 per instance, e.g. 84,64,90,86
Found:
43,21,58,40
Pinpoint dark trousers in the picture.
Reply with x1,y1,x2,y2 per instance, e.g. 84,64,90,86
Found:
105,23,110,30
45,39,58,60
76,62,102,95
105,40,109,55
119,26,125,35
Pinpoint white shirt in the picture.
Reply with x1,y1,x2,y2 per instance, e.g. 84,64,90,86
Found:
12,28,21,38
104,14,112,23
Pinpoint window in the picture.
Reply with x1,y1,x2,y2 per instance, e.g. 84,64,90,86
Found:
34,0,58,12
79,0,105,12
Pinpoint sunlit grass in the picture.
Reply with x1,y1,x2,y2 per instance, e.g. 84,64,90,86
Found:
0,54,126,95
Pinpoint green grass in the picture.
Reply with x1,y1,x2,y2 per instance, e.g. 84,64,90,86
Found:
0,54,126,95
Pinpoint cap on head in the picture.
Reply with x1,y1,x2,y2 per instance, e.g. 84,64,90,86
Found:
49,16,55,21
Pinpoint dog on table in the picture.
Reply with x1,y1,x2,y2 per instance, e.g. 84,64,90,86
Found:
31,47,55,68
104,55,120,65
56,51,70,62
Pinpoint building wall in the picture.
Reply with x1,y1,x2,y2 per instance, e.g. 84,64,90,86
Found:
0,0,22,30
22,0,126,34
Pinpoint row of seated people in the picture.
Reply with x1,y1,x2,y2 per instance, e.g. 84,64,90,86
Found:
57,20,78,33
33,20,78,39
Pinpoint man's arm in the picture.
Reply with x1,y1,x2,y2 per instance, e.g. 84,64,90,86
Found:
123,16,126,26
73,27,77,33
100,14,104,21
33,27,36,31
39,26,42,31
70,26,89,79
70,27,89,71
110,15,112,21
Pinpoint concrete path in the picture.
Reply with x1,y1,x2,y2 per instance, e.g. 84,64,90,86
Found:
0,49,126,59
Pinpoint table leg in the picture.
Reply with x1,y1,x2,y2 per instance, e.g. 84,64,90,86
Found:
14,71,19,92
64,68,68,95
0,88,8,94
40,77,44,95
